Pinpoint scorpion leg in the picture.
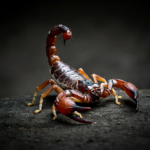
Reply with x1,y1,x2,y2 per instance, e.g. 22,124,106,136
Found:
108,79,139,111
34,84,63,114
91,74,122,102
91,74,107,84
27,79,63,113
27,79,51,106
54,90,92,123
78,68,92,81
52,104,57,120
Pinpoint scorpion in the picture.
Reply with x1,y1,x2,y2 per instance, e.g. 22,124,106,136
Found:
27,24,139,123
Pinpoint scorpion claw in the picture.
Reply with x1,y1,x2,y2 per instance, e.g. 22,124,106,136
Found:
135,98,139,111
71,105,92,123
123,82,139,111
54,92,92,123
108,79,139,111
73,105,91,111
67,113,92,124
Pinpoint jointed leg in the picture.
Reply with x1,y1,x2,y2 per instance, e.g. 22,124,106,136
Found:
69,97,84,103
78,68,92,81
34,84,63,114
79,72,120,102
91,74,107,84
52,104,57,120
33,84,63,113
73,111,83,118
27,79,64,113
110,89,122,105
27,79,52,106
91,74,122,105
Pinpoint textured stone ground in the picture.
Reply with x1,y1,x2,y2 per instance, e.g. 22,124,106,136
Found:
0,89,150,150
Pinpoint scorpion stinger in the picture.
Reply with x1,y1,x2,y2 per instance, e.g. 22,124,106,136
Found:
63,27,72,46
27,24,139,124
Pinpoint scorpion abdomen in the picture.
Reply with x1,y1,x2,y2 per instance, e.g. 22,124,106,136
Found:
50,61,86,90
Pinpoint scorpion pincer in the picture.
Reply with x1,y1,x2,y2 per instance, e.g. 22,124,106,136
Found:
27,24,139,123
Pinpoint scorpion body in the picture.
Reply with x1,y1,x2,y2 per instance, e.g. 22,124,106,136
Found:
27,24,139,123
50,61,85,91
50,61,102,103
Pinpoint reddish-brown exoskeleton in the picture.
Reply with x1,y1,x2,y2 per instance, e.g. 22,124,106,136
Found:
27,24,139,123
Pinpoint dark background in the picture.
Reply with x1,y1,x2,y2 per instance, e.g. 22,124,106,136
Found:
0,1,150,98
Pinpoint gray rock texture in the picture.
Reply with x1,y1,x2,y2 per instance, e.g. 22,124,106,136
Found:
0,89,150,150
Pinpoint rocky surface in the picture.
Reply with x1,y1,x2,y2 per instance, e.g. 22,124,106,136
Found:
0,89,150,150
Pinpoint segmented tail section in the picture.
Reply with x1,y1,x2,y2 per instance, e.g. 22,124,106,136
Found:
46,24,71,66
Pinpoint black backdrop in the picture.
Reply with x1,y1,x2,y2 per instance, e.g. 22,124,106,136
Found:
0,1,150,98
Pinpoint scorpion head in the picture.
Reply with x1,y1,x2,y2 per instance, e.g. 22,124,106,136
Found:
86,84,101,100
78,80,101,100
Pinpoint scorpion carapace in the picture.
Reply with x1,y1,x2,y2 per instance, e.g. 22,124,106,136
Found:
27,24,139,124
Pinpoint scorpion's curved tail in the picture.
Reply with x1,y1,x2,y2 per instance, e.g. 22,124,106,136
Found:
46,24,72,66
